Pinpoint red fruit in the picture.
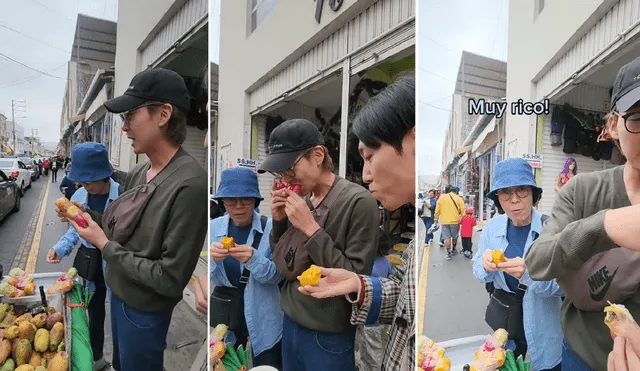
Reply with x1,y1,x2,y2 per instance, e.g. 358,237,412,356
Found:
289,184,302,195
483,339,496,351
75,215,88,228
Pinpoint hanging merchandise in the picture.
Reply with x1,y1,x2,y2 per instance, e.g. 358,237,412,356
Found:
550,106,565,147
562,113,579,154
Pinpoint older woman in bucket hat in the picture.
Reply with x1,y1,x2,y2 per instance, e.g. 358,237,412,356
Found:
209,167,284,369
48,142,120,371
472,157,563,371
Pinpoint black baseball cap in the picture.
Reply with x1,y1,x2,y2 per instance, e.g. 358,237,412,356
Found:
257,119,325,174
612,56,640,112
104,68,190,114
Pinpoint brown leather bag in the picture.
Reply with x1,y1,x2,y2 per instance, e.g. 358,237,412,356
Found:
272,177,349,281
557,247,640,311
101,155,192,245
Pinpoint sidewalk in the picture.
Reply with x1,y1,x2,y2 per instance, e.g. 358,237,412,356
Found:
31,178,207,370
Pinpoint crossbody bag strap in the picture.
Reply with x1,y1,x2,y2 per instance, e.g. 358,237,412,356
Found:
448,194,462,217
147,154,193,188
238,215,268,290
318,178,349,209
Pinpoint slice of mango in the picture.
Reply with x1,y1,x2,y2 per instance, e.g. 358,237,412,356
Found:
221,236,235,250
491,250,506,265
299,266,322,286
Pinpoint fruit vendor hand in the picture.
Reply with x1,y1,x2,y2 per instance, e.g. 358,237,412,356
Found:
283,188,320,237
270,183,288,222
46,249,61,264
55,201,85,222
608,336,640,371
229,245,254,264
210,242,229,262
481,250,499,272
68,212,109,250
297,266,360,299
497,257,526,279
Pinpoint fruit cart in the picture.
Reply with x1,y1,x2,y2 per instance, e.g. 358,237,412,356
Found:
0,270,82,371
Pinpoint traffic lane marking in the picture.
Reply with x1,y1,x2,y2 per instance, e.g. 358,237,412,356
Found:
25,179,51,274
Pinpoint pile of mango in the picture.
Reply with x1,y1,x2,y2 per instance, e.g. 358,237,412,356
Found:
0,304,68,371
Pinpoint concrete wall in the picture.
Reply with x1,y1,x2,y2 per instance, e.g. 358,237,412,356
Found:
218,0,376,167
113,0,176,171
506,0,615,157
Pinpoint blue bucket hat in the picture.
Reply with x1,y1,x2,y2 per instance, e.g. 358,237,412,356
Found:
214,167,264,203
68,142,113,183
487,157,542,202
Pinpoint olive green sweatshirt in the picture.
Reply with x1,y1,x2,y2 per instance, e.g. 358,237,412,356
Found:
525,165,640,370
100,147,208,313
270,176,380,333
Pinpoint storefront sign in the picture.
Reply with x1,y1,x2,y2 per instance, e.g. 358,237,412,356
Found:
522,153,543,168
315,0,344,23
237,158,260,172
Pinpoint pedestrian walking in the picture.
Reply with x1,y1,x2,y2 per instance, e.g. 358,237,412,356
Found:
460,207,476,258
62,68,207,371
434,185,465,260
421,190,437,245
43,158,50,176
51,159,58,182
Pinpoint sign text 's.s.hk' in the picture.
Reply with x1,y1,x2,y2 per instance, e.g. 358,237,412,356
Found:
315,0,344,24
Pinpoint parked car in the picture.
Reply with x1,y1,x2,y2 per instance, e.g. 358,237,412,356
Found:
0,158,31,197
18,157,40,181
0,169,20,222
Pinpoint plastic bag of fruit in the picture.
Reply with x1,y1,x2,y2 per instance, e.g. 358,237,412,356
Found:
464,329,510,371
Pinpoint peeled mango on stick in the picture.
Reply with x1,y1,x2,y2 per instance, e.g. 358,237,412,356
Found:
298,266,322,287
55,198,88,228
221,237,235,250
46,351,67,371
491,250,507,265
604,302,637,338
48,322,64,351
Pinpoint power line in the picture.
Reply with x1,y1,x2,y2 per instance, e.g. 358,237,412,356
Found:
0,24,71,54
419,32,458,54
420,101,452,112
491,1,503,58
0,53,66,80
419,67,456,83
28,0,75,22
0,64,68,89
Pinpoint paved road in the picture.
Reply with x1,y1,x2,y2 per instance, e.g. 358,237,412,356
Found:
422,228,492,342
0,173,208,370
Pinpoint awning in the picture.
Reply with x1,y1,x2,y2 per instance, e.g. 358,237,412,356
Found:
454,145,472,154
472,117,498,152
457,152,468,166
68,114,85,124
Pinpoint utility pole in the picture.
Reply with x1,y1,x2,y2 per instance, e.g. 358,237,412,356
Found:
11,100,26,156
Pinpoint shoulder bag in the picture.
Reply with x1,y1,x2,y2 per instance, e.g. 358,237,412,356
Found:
209,216,267,331
101,155,192,245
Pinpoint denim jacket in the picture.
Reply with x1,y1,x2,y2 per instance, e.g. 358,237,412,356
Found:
52,178,120,291
210,212,283,356
472,208,563,371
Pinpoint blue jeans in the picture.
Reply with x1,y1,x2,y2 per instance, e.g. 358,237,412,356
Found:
562,338,593,371
282,315,356,371
110,294,173,371
421,217,434,243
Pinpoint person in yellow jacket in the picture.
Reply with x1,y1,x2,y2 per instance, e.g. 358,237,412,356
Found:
434,185,466,260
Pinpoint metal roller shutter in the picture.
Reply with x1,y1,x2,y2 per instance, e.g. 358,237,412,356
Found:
183,125,207,168
538,114,611,214
350,20,415,75
257,120,273,217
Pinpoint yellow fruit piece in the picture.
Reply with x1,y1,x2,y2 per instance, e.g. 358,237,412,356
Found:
494,348,506,367
18,321,36,343
221,236,235,250
212,324,228,341
493,329,509,347
211,342,225,360
23,284,36,296
6,325,19,340
15,365,35,371
434,346,445,358
387,255,403,265
492,250,507,265
47,351,68,371
34,329,49,352
393,244,407,252
435,357,450,371
604,302,635,335
49,323,64,352
298,266,322,287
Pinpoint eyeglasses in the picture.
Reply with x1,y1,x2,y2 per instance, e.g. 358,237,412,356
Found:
269,150,310,179
613,110,640,134
119,103,163,123
222,198,255,206
496,186,531,201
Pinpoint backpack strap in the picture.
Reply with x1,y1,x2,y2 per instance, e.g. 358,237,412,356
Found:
237,215,269,290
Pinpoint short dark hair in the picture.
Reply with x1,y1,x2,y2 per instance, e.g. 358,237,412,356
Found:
147,104,187,145
352,71,415,153
302,146,334,172
493,187,543,214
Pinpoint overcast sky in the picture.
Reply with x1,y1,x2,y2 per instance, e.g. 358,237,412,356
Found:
418,0,508,176
210,0,220,64
0,0,118,145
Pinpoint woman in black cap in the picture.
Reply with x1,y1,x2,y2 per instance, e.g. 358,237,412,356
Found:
297,72,417,370
526,55,640,371
258,118,380,371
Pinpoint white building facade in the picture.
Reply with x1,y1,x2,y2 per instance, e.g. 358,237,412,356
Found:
507,0,638,213
218,0,415,215
113,0,209,172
